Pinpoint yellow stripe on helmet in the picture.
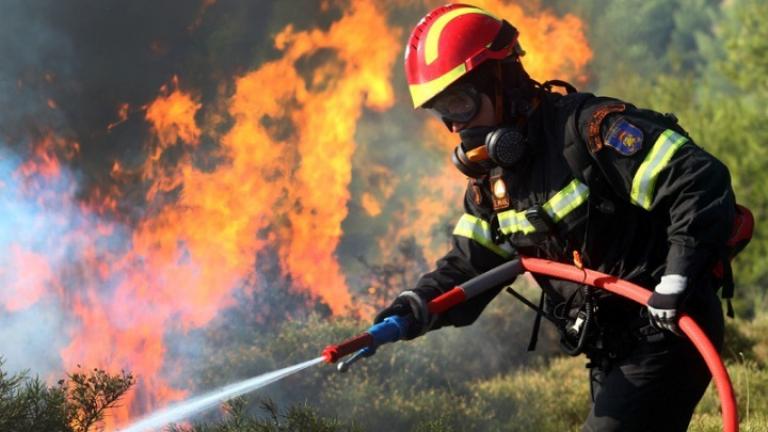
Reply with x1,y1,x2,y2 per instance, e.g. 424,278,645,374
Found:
424,7,499,66
408,62,467,108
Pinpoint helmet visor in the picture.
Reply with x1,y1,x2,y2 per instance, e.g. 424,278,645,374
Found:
425,84,481,124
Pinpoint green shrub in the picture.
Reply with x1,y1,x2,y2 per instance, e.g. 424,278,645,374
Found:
471,356,589,432
0,359,134,432
175,397,361,432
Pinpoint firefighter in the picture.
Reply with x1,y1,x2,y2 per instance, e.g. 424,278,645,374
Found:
375,4,737,431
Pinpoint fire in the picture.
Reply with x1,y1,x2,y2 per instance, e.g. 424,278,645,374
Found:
143,78,202,202
474,0,593,84
2,245,54,311
61,0,398,425
145,78,202,147
269,0,399,313
107,103,131,132
361,193,383,216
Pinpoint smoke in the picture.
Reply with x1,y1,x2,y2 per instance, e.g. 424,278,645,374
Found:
0,144,103,375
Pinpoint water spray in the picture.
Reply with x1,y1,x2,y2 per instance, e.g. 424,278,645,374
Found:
119,257,738,432
116,357,325,432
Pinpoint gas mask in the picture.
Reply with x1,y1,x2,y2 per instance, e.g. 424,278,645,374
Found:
426,82,529,178
453,126,528,178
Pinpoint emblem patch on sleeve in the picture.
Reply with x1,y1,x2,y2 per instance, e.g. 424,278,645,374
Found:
604,118,643,156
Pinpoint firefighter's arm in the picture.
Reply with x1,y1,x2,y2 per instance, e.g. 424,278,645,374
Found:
578,105,735,279
374,185,514,338
579,101,734,280
577,104,735,332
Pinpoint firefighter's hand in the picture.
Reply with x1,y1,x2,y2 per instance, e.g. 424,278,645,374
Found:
374,291,432,340
647,275,687,336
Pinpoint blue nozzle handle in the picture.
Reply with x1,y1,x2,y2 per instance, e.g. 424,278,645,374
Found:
336,316,410,373
367,314,411,347
324,315,413,364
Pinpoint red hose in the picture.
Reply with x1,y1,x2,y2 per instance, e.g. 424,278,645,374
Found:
520,257,738,432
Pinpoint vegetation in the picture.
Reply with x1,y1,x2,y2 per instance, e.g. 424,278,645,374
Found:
3,309,767,431
138,305,768,432
0,360,133,432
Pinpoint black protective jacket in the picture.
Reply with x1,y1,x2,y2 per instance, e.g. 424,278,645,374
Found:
412,90,736,337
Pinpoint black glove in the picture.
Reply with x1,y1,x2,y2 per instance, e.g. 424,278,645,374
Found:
374,290,434,340
647,274,687,336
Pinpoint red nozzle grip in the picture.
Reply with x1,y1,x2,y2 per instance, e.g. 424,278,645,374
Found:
427,287,466,315
323,333,373,363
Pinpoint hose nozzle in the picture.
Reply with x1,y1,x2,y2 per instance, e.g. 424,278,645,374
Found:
322,315,411,365
336,347,375,373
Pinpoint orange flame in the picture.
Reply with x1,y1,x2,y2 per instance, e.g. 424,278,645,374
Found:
473,0,593,83
145,78,202,147
58,0,399,425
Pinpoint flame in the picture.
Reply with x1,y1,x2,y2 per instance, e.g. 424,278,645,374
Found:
56,0,397,425
107,103,131,132
143,78,202,202
145,78,201,147
472,0,593,84
375,118,465,267
361,193,383,216
263,0,398,313
360,164,399,218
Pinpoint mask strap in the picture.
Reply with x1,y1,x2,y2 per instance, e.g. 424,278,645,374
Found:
494,62,504,124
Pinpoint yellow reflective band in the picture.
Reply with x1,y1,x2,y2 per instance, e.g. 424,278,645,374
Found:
630,129,689,210
542,179,590,223
425,7,498,65
453,213,511,258
498,179,590,235
409,63,466,108
498,209,536,235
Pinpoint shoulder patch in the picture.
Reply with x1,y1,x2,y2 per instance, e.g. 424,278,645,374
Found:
588,103,626,152
604,118,644,156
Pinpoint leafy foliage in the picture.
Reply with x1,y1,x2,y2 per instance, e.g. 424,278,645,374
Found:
170,397,362,432
66,366,135,432
0,359,133,432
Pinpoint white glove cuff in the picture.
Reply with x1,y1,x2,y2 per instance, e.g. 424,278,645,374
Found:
656,274,688,295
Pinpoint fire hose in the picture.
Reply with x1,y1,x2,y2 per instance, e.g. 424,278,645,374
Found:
322,257,739,432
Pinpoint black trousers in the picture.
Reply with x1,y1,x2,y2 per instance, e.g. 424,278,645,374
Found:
582,286,725,432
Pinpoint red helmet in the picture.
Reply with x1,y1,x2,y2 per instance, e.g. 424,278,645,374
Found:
405,4,521,108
